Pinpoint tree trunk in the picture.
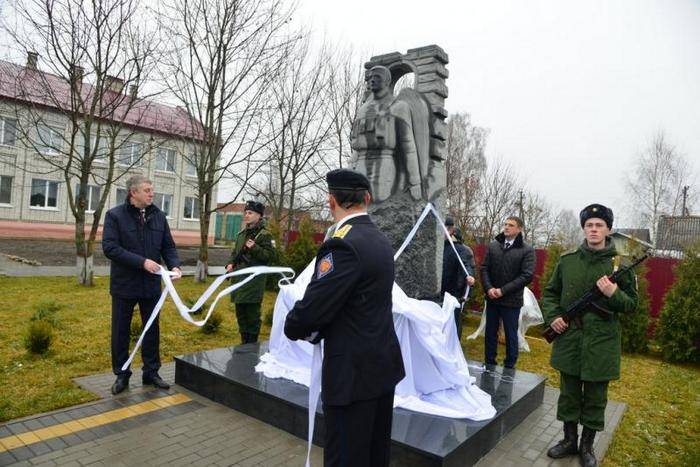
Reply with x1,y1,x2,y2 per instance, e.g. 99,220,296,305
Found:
195,216,210,282
75,217,94,286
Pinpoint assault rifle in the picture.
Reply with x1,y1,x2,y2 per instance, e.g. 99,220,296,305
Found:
542,254,648,343
229,226,263,268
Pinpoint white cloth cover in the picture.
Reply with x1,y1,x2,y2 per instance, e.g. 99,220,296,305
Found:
256,259,497,421
466,287,544,352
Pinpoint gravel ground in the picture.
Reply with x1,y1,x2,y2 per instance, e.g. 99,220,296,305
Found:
0,239,232,266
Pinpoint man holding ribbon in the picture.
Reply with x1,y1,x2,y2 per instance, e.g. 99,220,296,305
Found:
103,175,182,395
284,168,405,467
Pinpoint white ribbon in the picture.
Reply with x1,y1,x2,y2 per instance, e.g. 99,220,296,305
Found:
303,202,474,465
122,265,295,371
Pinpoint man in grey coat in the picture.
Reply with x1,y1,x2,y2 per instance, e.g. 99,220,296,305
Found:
480,216,535,369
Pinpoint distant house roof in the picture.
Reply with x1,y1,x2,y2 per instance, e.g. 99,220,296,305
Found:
655,215,700,251
0,59,205,142
613,228,651,244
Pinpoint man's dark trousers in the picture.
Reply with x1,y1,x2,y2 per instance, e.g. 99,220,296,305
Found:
323,391,394,467
111,296,161,378
485,303,520,368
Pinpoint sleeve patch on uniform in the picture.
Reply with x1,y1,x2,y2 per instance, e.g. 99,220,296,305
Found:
317,253,334,279
332,224,352,239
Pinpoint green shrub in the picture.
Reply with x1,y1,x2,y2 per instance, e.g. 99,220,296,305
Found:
184,297,202,315
538,243,565,308
285,216,319,275
201,311,223,334
263,307,274,327
657,243,700,363
130,317,142,342
24,320,54,355
31,300,63,327
620,262,651,353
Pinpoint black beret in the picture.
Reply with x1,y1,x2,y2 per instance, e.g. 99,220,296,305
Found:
444,216,455,227
326,168,371,192
244,200,265,216
580,203,613,229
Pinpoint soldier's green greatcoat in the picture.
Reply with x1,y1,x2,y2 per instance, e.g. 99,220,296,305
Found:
228,219,274,304
542,237,638,381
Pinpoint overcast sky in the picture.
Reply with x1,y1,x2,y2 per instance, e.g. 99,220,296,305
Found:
297,0,700,226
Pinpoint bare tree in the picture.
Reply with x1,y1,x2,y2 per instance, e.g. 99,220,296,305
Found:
474,157,520,242
626,130,697,242
3,0,159,285
518,191,554,248
326,46,365,169
253,36,340,242
444,112,488,239
156,0,295,281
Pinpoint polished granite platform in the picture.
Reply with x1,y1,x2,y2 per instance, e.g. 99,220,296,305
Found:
175,343,545,466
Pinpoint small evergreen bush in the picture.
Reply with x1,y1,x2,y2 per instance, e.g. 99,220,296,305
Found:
201,311,223,334
31,300,63,327
285,217,319,275
656,243,700,363
25,320,54,355
620,262,651,353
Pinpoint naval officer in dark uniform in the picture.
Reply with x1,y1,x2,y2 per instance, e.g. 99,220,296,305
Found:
284,169,405,467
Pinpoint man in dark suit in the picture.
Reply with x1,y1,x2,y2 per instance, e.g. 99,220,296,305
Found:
103,175,182,395
284,169,405,467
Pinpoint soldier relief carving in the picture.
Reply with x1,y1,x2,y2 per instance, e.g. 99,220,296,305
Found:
350,46,449,299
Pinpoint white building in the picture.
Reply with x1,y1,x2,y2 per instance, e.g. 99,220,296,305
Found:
0,55,215,245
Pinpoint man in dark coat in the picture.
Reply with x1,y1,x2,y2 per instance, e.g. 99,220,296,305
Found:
441,218,475,339
480,215,535,369
284,169,405,467
225,200,274,344
103,175,181,395
543,204,638,467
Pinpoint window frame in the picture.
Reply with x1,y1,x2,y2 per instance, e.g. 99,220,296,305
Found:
36,124,62,156
183,196,200,220
29,178,59,209
118,141,143,166
0,116,17,147
155,147,177,173
153,192,173,218
184,155,197,177
0,175,13,205
74,183,101,213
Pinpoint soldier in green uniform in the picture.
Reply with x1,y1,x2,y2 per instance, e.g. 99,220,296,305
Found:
225,200,274,344
543,204,638,467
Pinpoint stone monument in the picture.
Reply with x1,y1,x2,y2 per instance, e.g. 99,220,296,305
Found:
350,45,449,299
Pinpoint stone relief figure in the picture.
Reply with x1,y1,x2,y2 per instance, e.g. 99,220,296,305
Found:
350,66,433,204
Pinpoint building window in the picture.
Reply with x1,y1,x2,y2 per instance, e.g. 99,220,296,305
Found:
0,175,12,204
75,184,101,212
183,196,199,220
0,117,17,146
154,192,173,217
184,155,197,177
37,124,61,155
119,142,142,166
116,188,128,204
30,179,59,208
78,134,107,161
156,148,176,172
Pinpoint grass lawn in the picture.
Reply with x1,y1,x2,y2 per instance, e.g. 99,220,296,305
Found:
1,276,698,466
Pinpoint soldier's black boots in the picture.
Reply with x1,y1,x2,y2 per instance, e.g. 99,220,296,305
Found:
579,427,597,467
111,375,129,395
143,373,170,390
547,421,578,458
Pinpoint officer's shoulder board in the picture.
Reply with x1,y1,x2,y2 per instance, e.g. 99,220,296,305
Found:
332,224,352,239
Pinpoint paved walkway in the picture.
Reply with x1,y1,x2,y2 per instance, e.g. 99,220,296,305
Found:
0,361,625,466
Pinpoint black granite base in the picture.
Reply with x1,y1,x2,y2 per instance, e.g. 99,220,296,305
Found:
175,343,545,466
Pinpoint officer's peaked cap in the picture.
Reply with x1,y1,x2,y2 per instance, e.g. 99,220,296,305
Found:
326,169,371,193
579,203,613,229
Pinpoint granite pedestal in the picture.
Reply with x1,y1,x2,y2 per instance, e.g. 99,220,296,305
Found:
175,343,545,466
